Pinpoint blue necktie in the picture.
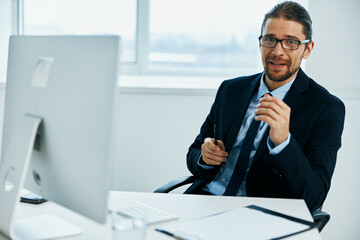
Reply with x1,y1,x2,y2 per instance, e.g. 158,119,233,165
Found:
223,117,261,196
223,91,273,196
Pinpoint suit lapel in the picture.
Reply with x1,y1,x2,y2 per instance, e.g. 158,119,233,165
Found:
283,68,308,113
224,75,261,151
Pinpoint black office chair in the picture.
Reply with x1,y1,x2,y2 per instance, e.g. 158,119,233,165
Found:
154,175,330,232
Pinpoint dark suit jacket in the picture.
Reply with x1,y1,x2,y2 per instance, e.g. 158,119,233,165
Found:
185,68,345,211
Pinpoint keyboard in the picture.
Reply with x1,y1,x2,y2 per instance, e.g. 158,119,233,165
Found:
108,192,178,225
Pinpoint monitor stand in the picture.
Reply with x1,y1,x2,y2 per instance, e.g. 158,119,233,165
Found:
0,114,82,239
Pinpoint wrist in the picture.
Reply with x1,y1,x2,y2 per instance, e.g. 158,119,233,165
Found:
271,132,289,146
267,133,291,155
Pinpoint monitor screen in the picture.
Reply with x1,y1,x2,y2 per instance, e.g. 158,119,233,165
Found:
0,35,121,238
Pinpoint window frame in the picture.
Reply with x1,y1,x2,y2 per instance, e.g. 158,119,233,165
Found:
120,0,248,78
16,0,308,85
16,0,263,79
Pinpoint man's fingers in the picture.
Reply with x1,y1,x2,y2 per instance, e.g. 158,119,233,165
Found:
204,138,220,151
254,114,277,127
203,138,227,153
255,95,290,146
202,138,228,165
203,153,227,165
216,140,226,151
256,95,290,121
259,95,291,112
255,107,278,121
202,145,228,158
256,101,283,116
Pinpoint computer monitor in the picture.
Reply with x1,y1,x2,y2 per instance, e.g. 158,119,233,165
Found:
0,35,121,239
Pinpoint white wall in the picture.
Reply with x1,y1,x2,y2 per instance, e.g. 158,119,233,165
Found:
307,0,360,239
112,88,216,192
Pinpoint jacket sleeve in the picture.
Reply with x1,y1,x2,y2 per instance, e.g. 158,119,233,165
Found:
186,82,226,178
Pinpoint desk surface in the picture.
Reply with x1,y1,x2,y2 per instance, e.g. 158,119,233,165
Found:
3,191,321,240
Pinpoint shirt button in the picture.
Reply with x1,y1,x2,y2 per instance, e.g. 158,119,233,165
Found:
222,178,226,182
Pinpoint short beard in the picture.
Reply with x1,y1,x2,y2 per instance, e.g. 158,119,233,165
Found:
264,65,299,82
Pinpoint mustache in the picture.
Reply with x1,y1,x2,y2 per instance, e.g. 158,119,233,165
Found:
265,55,290,66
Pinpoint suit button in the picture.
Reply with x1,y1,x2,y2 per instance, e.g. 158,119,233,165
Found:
272,168,283,178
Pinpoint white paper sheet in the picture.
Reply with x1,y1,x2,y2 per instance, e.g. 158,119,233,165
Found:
156,205,313,240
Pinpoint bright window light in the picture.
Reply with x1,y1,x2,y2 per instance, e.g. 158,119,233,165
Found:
23,0,136,63
21,0,308,79
149,0,280,74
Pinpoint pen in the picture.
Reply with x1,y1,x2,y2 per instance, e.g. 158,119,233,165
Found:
213,124,218,145
155,229,187,240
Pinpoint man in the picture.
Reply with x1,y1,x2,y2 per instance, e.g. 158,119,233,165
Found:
185,1,345,212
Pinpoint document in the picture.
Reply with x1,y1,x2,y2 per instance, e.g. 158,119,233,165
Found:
156,205,316,240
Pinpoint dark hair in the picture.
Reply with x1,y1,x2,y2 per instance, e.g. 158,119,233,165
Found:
261,1,312,40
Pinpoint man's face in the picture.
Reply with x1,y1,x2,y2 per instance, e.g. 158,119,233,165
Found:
260,17,313,84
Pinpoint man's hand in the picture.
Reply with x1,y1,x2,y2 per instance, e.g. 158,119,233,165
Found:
201,138,228,166
255,94,291,146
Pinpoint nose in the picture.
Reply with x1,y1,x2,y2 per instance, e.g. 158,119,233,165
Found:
271,41,285,56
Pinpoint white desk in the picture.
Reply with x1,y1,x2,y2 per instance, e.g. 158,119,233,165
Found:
2,191,321,240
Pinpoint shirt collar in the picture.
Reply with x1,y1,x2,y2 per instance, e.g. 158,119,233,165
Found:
256,73,296,101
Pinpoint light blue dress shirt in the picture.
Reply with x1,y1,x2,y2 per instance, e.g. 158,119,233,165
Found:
200,74,296,196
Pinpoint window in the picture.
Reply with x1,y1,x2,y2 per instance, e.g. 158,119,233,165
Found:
22,0,136,63
21,0,308,80
149,0,279,75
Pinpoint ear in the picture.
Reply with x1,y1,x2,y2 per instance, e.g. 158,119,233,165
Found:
302,41,314,59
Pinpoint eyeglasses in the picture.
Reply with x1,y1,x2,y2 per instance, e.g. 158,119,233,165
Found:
259,35,310,50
